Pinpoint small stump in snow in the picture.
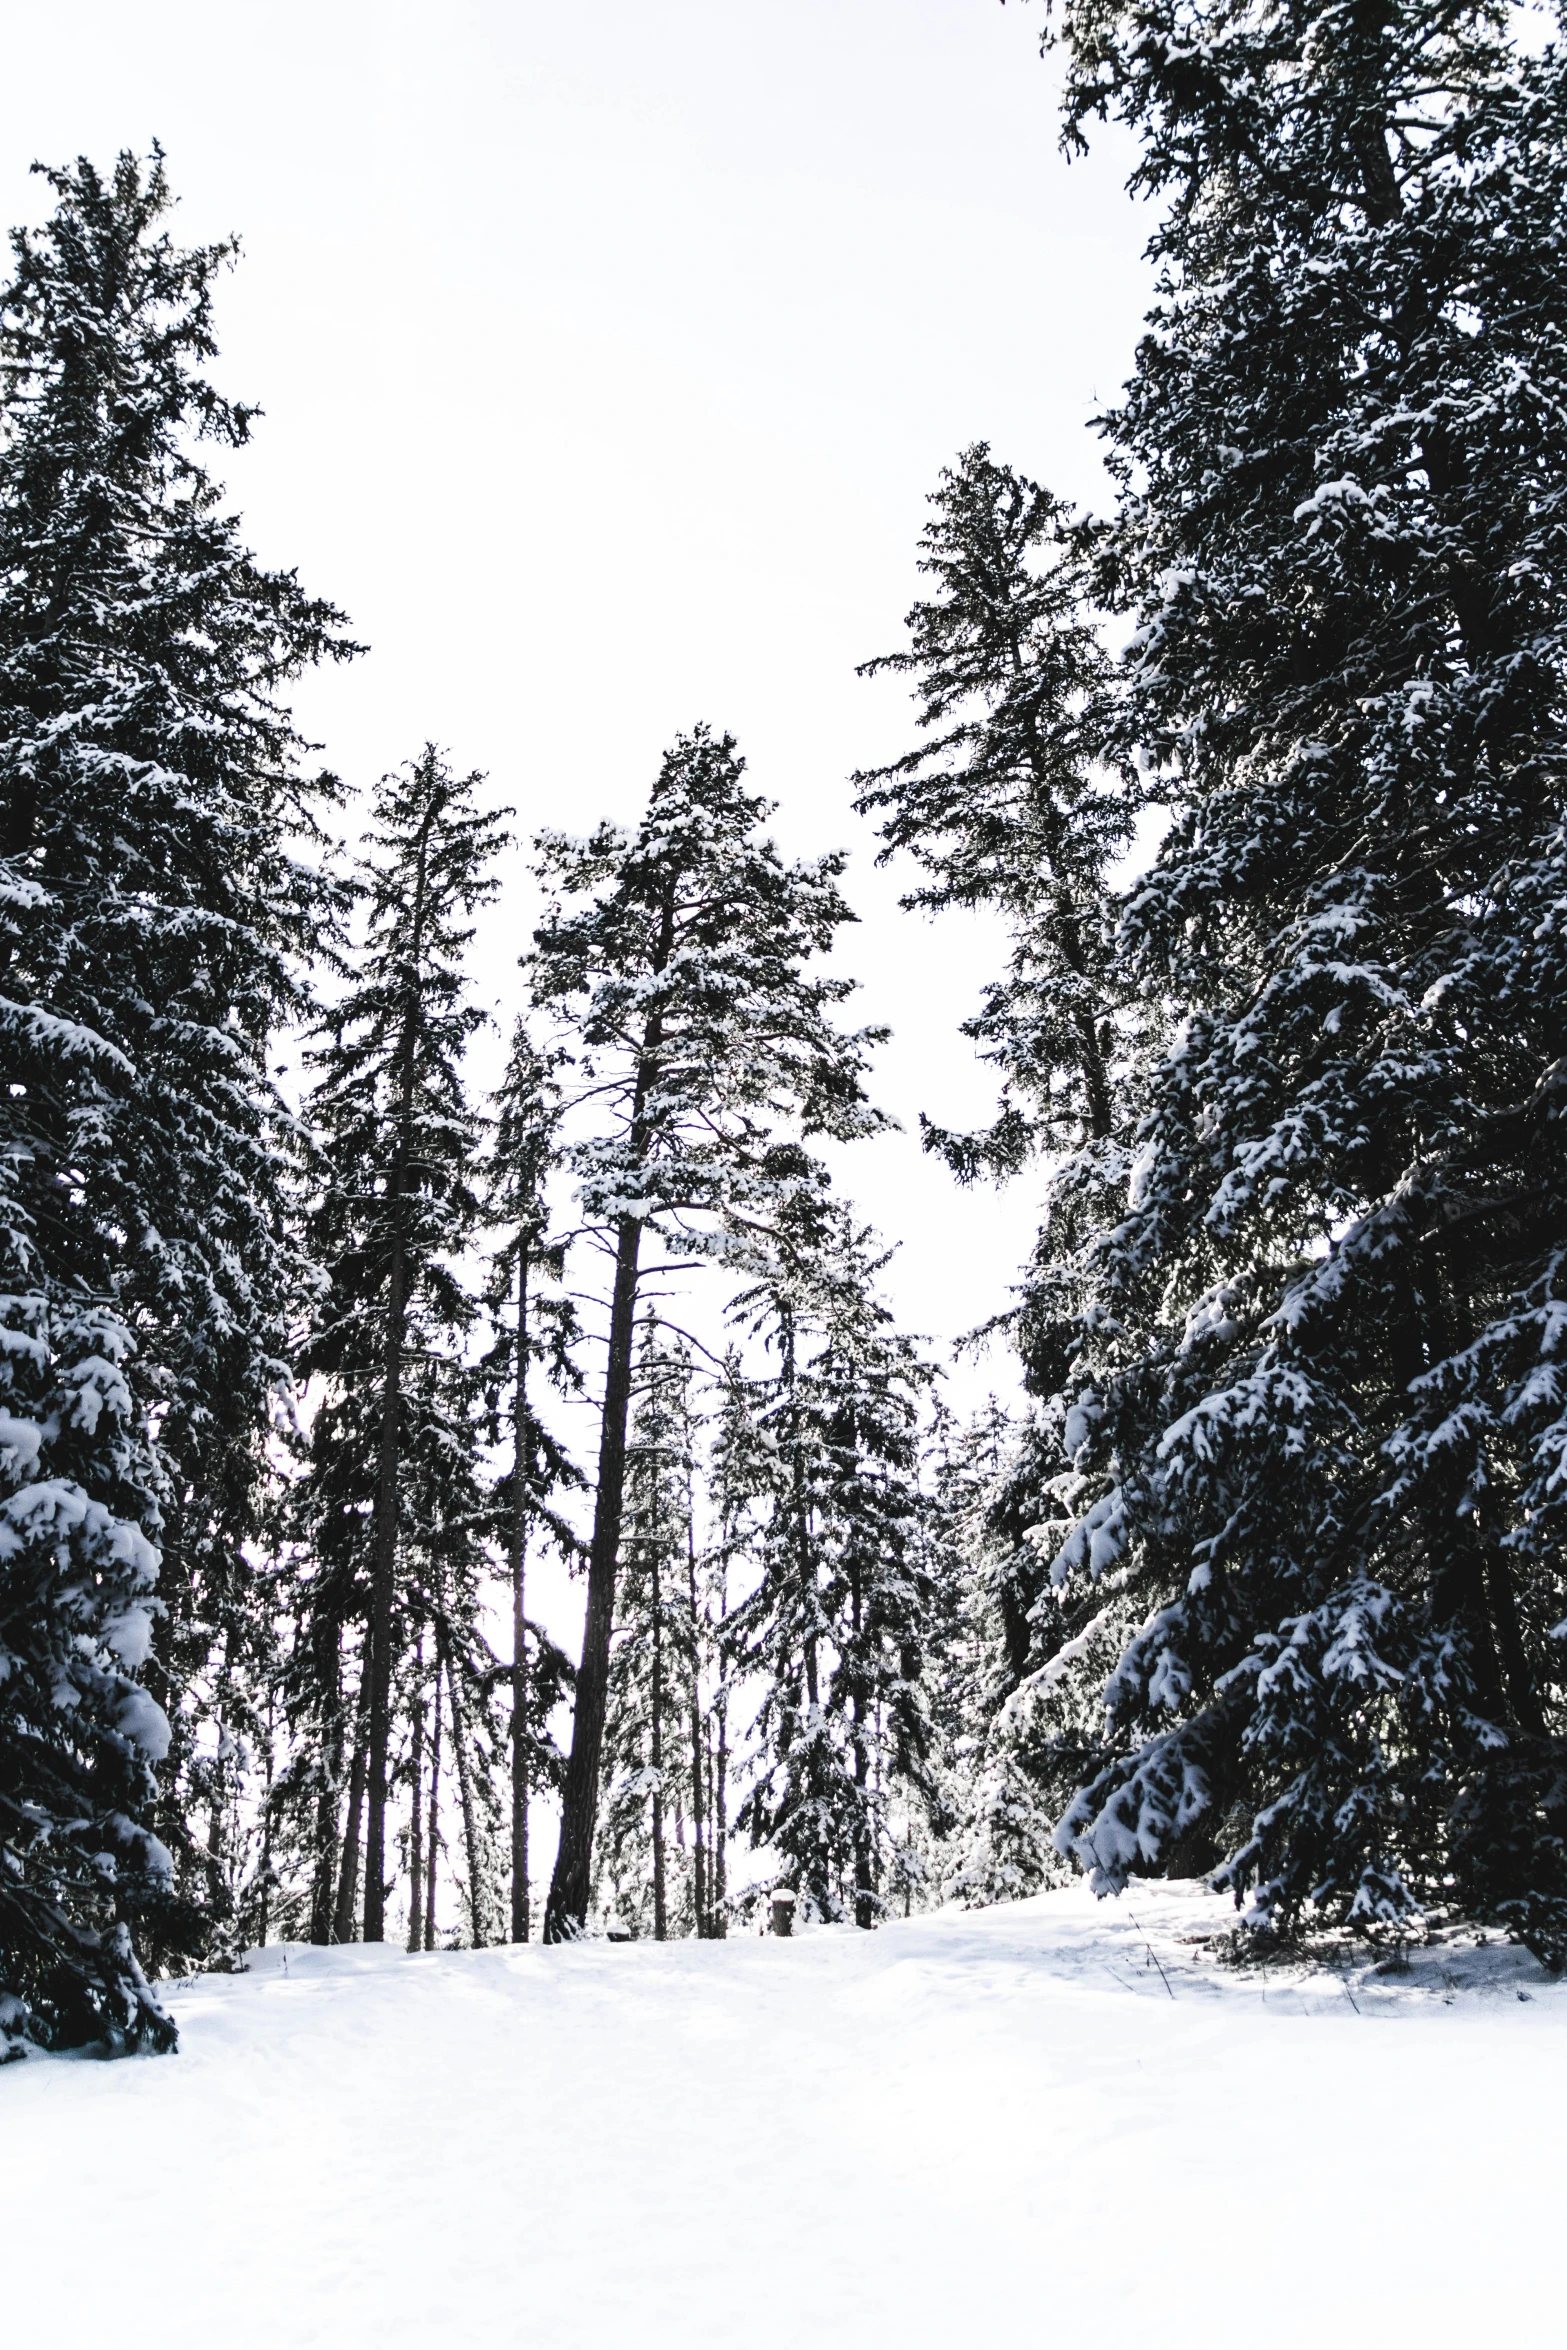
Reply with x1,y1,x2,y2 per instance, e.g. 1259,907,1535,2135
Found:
771,1890,797,1938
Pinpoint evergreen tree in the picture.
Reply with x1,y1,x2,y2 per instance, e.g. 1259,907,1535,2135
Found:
954,0,1567,1955
731,1206,938,1927
918,1399,1064,1909
530,725,884,1938
595,1321,702,1938
296,747,503,1942
854,441,1137,1176
482,1021,582,1942
0,152,352,2043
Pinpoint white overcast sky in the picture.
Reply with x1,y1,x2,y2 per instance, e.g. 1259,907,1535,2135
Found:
11,0,1153,1394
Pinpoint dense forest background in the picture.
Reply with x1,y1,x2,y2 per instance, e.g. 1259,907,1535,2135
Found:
6,0,1567,2055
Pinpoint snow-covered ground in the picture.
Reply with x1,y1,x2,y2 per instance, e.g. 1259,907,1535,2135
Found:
8,1881,1563,2348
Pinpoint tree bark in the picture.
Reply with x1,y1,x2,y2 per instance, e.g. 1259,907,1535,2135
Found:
851,1567,874,1932
406,1629,427,1952
443,1626,488,1948
258,1686,275,1949
309,1615,343,1945
424,1660,443,1952
547,870,679,1940
687,1506,707,1937
334,1702,368,1944
509,1241,532,1941
547,1212,644,1938
713,1555,729,1940
651,1536,667,1942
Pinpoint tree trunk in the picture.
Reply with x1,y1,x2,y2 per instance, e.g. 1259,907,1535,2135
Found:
546,879,676,1941
510,1241,532,1941
258,1686,275,1949
713,1556,729,1940
424,1660,443,1952
546,1209,644,1937
444,1627,488,1948
687,1511,706,1938
851,1570,874,1932
651,1537,667,1942
309,1615,343,1946
334,1701,368,1944
406,1629,427,1952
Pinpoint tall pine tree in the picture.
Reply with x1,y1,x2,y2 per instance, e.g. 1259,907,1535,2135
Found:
0,152,351,2046
530,724,885,1938
296,747,503,1943
911,0,1567,1957
481,1019,581,1942
730,1205,938,1927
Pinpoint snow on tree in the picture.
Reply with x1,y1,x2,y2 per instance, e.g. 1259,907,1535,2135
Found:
938,0,1567,1957
594,1318,703,1938
291,746,504,1943
481,1020,582,1942
854,440,1141,1177
0,1298,176,2053
0,151,353,2041
728,1199,939,1927
915,1399,1066,1909
529,724,885,1939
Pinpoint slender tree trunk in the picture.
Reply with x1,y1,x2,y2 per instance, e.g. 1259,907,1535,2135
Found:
364,805,438,1943
547,882,677,1941
334,1700,368,1943
444,1627,488,1948
510,1241,532,1941
364,1237,409,1944
424,1660,443,1952
851,1569,874,1932
309,1616,343,1945
687,1514,706,1938
258,1686,275,1949
714,1553,729,1940
406,1628,427,1952
546,1209,644,1937
651,1539,667,1941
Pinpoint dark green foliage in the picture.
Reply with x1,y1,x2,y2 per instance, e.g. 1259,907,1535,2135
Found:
880,0,1567,1956
0,150,352,2042
533,725,888,1937
286,746,504,1943
729,1208,938,1926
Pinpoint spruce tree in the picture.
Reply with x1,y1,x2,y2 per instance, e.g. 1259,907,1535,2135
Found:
854,441,1137,1175
297,747,503,1942
0,152,351,2043
595,1321,701,1938
482,1021,581,1942
530,725,884,1938
934,0,1567,1954
730,1205,937,1927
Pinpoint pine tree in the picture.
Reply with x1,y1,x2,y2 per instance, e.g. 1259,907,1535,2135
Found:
530,724,885,1938
482,1021,582,1942
0,1299,175,2052
595,1320,701,1937
977,0,1567,1955
296,747,503,1942
730,1205,938,1927
0,152,352,2044
854,441,1137,1176
928,1400,1080,1908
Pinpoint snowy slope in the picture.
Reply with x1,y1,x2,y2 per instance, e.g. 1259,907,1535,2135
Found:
7,1881,1563,2349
